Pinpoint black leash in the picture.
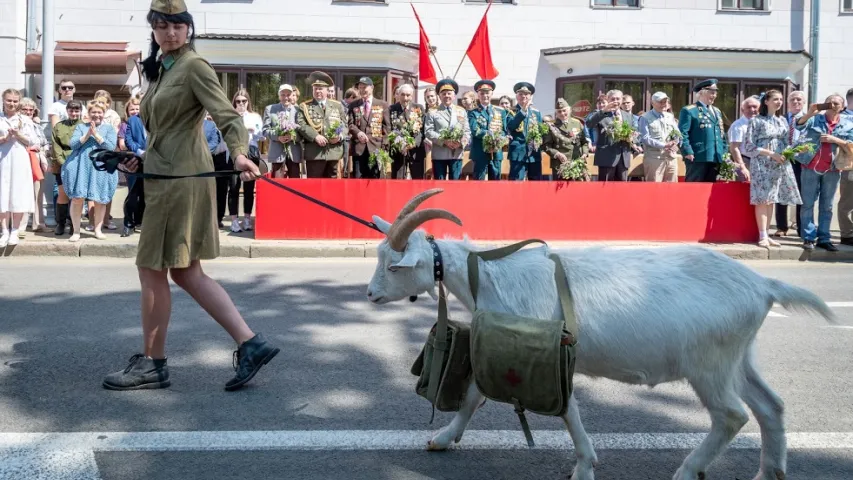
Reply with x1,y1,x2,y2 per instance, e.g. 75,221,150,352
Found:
90,149,381,233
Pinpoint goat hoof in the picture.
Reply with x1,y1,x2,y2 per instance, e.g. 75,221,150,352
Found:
426,440,448,452
697,473,705,480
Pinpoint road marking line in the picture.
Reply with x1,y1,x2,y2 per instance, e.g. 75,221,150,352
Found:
767,311,787,317
822,326,853,330
2,431,853,452
827,302,853,308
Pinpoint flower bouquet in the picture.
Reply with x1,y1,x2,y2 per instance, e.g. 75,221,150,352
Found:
387,116,416,155
439,124,464,149
667,128,682,142
556,157,590,181
527,123,551,155
482,130,509,158
605,119,638,145
368,148,392,178
717,153,738,182
325,119,344,142
781,142,816,162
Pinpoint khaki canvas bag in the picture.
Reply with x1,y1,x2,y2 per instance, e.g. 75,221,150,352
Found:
467,240,579,447
411,282,473,421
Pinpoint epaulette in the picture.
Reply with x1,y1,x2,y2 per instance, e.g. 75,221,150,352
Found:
494,105,505,112
327,99,342,106
686,105,697,110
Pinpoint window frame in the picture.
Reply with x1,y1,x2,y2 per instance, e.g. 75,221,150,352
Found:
590,0,642,9
842,0,853,13
718,0,770,12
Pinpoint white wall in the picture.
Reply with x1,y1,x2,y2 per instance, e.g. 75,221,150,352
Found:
815,0,853,101
0,0,29,93
5,0,851,107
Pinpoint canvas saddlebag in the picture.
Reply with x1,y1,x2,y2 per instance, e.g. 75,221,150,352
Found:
467,240,579,447
411,282,473,420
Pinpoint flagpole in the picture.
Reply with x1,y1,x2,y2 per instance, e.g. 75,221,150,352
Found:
431,50,445,79
411,2,443,82
453,0,492,80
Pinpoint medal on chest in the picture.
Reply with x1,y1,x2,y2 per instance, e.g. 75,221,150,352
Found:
369,106,383,137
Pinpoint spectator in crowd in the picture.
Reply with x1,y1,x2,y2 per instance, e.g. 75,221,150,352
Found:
795,94,853,250
117,96,141,153
467,80,507,181
339,87,359,178
295,71,347,179
743,90,801,248
229,88,263,232
727,96,759,182
837,88,853,245
585,95,607,153
48,79,86,130
122,96,147,237
621,94,640,129
774,90,806,237
639,91,681,182
61,99,118,242
347,76,389,179
424,87,438,113
425,78,470,180
506,82,543,181
461,91,477,111
543,98,588,181
0,88,36,247
262,84,302,180
386,83,425,179
679,78,729,182
843,88,853,118
50,100,83,236
94,90,122,131
498,95,513,112
203,112,228,229
587,89,632,182
17,97,49,235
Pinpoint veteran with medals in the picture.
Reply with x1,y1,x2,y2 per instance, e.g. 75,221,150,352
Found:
296,71,347,178
678,78,729,182
506,82,545,181
347,76,390,179
384,83,425,179
102,0,279,393
543,98,590,181
468,79,509,180
424,78,471,180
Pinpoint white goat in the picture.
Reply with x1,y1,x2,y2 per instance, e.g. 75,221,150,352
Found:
366,189,835,480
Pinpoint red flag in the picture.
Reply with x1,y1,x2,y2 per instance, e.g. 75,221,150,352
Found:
465,1,499,80
411,4,438,85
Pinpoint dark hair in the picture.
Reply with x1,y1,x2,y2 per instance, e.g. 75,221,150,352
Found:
141,10,196,83
758,89,783,117
66,100,83,110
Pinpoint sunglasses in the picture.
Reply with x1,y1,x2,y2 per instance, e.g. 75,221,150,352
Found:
60,86,74,91
235,99,248,104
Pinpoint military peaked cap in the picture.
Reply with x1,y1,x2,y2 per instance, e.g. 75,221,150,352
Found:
436,78,458,94
514,82,535,94
308,71,334,88
693,78,718,93
556,98,570,109
474,80,495,92
150,0,187,14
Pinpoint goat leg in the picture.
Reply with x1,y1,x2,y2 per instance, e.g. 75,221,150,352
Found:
561,394,598,480
427,381,484,451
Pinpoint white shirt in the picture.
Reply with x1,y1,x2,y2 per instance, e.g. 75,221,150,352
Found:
241,111,264,148
728,115,752,157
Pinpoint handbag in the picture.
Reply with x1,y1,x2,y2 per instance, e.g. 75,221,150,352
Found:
835,142,853,171
467,240,579,447
27,148,44,181
411,282,473,420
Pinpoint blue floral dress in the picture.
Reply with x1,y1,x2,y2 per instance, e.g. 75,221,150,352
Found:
61,122,118,204
744,115,802,206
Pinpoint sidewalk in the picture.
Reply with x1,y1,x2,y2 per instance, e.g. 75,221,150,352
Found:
5,186,852,262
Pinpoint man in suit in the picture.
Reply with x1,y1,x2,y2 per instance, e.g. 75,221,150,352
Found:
384,83,425,179
586,89,633,181
347,76,390,179
295,71,347,178
678,78,729,182
506,82,544,181
544,98,589,181
424,78,471,180
468,79,508,180
262,83,302,179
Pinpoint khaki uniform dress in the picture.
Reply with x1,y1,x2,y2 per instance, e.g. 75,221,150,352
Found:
137,45,248,270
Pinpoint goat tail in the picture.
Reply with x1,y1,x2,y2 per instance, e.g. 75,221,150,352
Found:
766,278,838,324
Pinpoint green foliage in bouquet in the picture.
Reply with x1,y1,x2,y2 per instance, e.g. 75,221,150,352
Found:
483,130,509,154
605,119,638,144
325,119,344,140
527,123,551,153
368,149,392,170
781,142,816,162
439,124,464,143
717,153,738,182
556,158,589,181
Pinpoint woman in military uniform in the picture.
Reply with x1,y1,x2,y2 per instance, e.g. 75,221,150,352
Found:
103,0,280,392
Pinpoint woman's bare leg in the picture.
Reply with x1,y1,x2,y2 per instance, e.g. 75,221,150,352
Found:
69,198,83,241
92,202,106,239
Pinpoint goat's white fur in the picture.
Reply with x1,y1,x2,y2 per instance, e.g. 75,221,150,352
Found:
367,218,835,480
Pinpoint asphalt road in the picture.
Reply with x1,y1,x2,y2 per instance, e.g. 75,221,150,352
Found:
1,257,852,480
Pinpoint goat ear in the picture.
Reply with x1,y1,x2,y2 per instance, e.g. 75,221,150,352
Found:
373,215,392,235
389,248,420,271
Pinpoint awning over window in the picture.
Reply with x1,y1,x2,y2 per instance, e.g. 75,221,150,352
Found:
24,41,141,75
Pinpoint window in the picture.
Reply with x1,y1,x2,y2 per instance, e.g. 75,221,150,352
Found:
593,0,640,7
650,81,690,116
217,71,239,102
604,80,644,113
246,72,283,114
720,0,766,10
561,81,596,119
843,0,852,12
710,83,739,131
342,74,385,100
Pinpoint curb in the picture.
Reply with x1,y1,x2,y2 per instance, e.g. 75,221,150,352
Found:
3,240,853,262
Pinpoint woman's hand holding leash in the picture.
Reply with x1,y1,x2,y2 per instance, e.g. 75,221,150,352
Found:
235,154,260,182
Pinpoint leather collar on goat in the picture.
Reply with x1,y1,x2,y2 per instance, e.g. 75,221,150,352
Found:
410,235,444,303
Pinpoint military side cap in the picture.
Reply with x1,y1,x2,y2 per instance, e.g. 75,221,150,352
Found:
556,98,570,109
308,71,334,88
514,82,535,94
436,78,458,94
150,0,187,14
693,78,718,92
474,80,495,92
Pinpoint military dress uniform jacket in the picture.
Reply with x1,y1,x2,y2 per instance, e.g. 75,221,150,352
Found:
296,98,347,161
678,102,728,163
136,45,249,270
468,104,508,162
506,106,544,164
543,117,589,169
347,97,390,156
424,105,471,160
384,102,425,149
262,102,302,163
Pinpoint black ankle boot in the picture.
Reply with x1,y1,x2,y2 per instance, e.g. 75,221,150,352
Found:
54,204,68,236
103,354,170,390
225,333,280,391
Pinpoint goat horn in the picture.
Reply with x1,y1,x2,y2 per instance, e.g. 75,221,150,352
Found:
393,188,444,223
387,208,462,252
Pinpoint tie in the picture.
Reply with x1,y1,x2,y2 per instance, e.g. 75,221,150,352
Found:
788,114,795,144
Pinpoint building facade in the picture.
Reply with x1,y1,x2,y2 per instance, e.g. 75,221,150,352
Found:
3,0,852,128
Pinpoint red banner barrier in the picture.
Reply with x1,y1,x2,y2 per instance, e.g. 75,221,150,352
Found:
255,178,757,243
